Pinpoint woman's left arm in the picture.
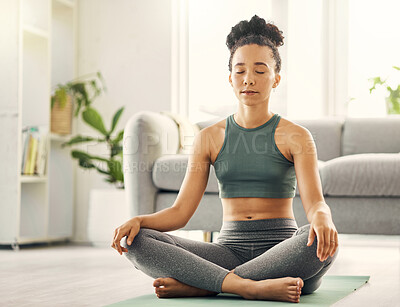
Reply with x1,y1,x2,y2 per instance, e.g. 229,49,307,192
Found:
289,125,338,262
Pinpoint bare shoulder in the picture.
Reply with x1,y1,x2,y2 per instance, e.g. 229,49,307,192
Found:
276,116,316,155
277,116,313,138
195,118,226,165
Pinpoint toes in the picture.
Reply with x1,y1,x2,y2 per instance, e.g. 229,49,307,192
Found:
155,287,167,297
289,295,300,303
288,286,301,296
162,277,176,287
153,278,165,288
295,277,304,289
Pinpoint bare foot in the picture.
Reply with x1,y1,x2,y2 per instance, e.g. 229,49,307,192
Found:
153,277,218,298
244,277,304,303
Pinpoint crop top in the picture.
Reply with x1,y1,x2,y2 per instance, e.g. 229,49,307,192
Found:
213,113,297,198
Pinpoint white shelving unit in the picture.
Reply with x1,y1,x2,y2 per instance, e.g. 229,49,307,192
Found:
0,0,77,249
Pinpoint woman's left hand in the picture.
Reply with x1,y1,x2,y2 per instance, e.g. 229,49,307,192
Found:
307,211,338,262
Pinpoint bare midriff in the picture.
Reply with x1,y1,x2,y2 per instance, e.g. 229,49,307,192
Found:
221,197,295,221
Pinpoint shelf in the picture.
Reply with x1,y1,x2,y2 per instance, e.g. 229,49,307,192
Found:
50,133,71,142
0,0,76,247
22,24,49,39
20,175,48,183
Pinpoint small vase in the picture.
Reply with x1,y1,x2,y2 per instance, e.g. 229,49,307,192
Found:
51,96,73,135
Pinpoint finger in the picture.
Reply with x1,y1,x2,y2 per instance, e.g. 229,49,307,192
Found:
114,229,123,254
111,229,118,249
127,230,136,246
330,231,339,257
307,227,315,246
316,229,324,260
322,229,330,261
327,230,336,258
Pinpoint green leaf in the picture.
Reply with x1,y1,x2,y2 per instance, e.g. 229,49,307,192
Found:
110,107,124,134
111,145,123,157
82,107,109,136
95,167,110,175
70,83,89,106
393,66,400,71
53,87,68,109
107,159,124,182
61,135,97,147
71,150,109,163
368,76,386,94
111,130,124,144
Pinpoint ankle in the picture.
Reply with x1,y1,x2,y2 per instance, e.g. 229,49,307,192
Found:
241,279,258,299
221,272,255,298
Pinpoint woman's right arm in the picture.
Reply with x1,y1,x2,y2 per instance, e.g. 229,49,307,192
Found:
111,128,212,255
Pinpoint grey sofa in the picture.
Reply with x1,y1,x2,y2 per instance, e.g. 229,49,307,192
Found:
123,111,400,235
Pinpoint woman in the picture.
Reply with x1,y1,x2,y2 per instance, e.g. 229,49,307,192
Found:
111,15,339,303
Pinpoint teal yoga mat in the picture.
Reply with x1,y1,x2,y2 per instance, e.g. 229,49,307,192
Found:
106,275,369,306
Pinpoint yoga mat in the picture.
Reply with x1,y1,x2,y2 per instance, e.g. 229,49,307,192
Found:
106,275,369,307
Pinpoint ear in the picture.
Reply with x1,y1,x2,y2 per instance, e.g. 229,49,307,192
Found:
229,73,233,87
273,74,281,88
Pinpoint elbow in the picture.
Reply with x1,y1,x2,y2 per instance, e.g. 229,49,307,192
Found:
170,206,190,230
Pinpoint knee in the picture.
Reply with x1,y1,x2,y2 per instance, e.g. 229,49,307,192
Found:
124,228,156,252
294,224,311,237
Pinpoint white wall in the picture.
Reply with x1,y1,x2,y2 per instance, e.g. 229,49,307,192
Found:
74,0,172,242
287,0,325,119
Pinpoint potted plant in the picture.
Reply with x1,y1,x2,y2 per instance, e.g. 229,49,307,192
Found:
61,104,126,246
369,66,400,115
57,72,127,245
50,72,106,134
61,106,125,188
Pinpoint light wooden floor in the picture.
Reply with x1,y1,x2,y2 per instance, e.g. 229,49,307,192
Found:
0,233,399,307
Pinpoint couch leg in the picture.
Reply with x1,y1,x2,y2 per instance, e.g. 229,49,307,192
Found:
203,231,213,242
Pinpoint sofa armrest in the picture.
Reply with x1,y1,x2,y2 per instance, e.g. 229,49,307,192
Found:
123,111,180,217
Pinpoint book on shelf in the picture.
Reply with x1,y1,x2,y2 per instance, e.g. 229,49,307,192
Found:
21,126,49,176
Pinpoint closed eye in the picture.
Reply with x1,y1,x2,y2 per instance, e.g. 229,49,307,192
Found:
235,71,265,74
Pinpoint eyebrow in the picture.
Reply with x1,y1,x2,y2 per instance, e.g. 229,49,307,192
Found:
234,62,270,68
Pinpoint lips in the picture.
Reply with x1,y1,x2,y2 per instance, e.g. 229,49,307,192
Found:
241,90,258,93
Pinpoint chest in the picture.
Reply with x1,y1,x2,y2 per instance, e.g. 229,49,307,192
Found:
211,126,293,165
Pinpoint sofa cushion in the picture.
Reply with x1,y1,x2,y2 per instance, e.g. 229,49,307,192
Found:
342,117,400,155
152,154,219,193
320,153,400,196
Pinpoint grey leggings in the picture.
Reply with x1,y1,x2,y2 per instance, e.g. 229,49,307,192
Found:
122,218,338,294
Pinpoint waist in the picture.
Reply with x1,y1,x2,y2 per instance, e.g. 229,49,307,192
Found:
222,197,295,221
217,218,298,246
220,217,298,232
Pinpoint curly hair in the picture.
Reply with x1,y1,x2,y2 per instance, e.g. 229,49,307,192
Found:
226,15,284,73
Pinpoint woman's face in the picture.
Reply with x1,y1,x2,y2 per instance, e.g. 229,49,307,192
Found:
229,44,280,106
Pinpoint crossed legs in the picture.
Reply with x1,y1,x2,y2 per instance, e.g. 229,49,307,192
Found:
123,224,338,302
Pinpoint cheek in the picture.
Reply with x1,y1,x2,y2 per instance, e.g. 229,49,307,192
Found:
231,76,242,88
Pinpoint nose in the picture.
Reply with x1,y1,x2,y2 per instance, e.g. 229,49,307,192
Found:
243,73,255,86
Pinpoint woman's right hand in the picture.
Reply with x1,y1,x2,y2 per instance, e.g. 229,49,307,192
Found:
111,217,141,255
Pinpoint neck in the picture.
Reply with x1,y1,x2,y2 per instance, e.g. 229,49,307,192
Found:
234,104,274,129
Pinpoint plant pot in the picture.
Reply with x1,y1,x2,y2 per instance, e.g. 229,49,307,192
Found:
51,96,73,134
87,188,129,246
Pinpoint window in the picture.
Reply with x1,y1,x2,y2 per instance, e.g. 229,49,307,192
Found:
347,0,400,117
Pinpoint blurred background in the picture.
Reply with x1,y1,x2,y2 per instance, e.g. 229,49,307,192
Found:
1,0,399,244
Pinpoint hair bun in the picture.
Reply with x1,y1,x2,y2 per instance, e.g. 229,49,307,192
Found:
226,15,284,50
